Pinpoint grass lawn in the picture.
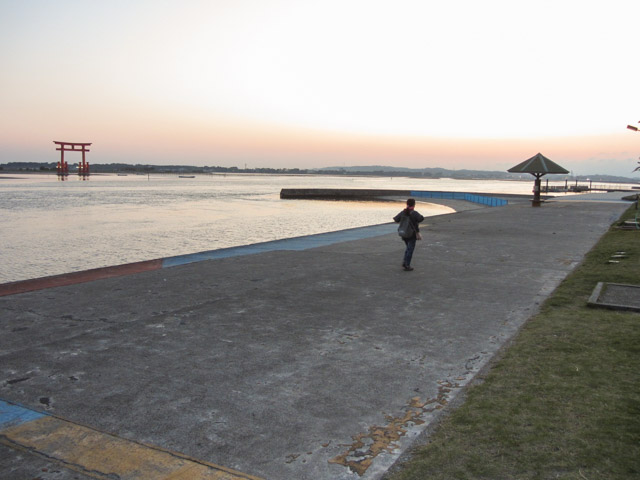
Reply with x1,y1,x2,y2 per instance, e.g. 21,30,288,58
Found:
389,205,640,480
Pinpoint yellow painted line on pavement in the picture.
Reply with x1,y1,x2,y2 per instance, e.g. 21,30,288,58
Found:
1,407,263,480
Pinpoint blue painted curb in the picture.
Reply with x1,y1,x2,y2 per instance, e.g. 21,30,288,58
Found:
162,223,397,268
411,190,508,207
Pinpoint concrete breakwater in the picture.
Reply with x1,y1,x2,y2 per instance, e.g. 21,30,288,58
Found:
280,188,520,207
280,188,411,200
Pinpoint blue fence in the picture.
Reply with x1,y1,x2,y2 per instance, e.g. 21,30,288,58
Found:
410,191,507,207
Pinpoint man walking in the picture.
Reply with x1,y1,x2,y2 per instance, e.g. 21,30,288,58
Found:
393,198,424,271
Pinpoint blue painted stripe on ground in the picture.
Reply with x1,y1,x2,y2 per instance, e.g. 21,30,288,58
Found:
0,399,46,430
411,190,507,207
162,223,397,268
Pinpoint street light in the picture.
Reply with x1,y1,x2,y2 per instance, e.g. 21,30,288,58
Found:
630,122,640,172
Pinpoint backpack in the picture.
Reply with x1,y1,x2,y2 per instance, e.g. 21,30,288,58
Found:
397,214,414,239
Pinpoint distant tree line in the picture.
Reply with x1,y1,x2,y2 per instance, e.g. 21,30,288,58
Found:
1,162,637,183
0,162,313,175
0,161,510,178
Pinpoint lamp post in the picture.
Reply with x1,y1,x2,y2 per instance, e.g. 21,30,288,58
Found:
630,122,640,174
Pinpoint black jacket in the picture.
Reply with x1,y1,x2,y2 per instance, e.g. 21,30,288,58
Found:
393,209,424,237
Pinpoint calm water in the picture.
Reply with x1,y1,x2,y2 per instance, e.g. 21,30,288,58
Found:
1,173,535,283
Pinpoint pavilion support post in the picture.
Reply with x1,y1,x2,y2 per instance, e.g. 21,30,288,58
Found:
532,174,543,207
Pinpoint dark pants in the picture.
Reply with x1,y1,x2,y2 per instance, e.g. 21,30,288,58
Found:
403,237,417,267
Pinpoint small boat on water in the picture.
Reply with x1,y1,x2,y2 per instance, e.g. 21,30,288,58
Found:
179,175,195,178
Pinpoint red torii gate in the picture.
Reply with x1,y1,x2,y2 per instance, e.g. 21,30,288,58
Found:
54,141,91,176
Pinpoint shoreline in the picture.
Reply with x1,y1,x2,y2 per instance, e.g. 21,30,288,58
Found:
0,186,510,289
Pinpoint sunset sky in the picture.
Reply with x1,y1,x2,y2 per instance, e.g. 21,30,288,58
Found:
1,1,638,176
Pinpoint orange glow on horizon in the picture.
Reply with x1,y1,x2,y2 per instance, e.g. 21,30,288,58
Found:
0,1,638,176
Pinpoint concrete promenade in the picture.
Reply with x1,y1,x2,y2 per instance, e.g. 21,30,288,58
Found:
0,193,631,479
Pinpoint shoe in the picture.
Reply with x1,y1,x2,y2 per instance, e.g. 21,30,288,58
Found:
403,265,414,271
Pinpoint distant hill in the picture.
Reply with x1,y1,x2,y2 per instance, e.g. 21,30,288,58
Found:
315,165,640,183
315,165,512,179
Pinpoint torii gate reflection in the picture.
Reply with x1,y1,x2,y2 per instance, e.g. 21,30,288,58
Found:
54,141,91,178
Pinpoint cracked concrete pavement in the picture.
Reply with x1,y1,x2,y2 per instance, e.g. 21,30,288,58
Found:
0,194,630,479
